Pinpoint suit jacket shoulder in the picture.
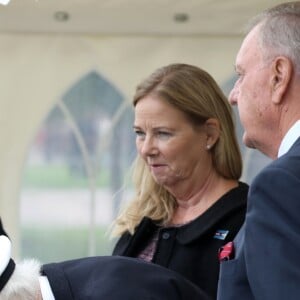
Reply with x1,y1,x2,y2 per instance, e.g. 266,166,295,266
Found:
42,256,211,300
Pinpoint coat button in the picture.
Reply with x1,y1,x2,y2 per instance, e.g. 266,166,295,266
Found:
162,232,170,240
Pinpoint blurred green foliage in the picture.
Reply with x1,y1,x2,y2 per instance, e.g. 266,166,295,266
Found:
21,226,117,264
22,165,109,189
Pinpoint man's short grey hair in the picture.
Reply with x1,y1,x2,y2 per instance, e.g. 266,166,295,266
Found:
246,1,300,74
0,259,41,300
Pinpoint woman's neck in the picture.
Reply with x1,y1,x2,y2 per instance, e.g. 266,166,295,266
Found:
170,175,238,225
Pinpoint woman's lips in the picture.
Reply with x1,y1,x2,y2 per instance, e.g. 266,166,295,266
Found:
149,164,167,173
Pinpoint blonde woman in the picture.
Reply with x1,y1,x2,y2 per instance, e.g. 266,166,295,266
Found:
112,63,248,299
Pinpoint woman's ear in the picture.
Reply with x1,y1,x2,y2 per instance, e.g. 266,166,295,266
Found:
205,118,220,149
271,56,293,104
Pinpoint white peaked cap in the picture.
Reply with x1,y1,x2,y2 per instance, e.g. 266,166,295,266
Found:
0,234,15,292
0,235,11,277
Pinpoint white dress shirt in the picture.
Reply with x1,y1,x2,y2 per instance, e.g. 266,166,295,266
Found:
39,276,55,300
278,120,300,157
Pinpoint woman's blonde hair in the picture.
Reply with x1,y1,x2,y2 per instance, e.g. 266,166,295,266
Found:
112,63,242,236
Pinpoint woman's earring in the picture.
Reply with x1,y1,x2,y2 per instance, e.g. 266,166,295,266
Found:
206,144,211,150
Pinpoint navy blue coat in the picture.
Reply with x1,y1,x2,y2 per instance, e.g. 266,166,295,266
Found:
43,256,211,300
218,138,300,300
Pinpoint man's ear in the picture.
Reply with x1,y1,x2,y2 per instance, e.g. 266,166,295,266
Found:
205,118,220,148
271,56,293,104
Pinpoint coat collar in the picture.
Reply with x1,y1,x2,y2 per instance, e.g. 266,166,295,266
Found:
143,182,248,245
168,182,248,244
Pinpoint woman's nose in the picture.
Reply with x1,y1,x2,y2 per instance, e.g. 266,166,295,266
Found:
139,137,158,157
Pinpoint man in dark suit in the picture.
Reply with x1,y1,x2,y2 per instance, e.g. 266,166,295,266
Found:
0,219,210,300
217,2,300,299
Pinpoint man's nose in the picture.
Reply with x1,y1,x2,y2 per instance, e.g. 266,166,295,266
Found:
228,86,238,105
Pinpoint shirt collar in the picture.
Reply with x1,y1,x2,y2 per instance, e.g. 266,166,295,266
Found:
39,276,55,300
278,120,300,157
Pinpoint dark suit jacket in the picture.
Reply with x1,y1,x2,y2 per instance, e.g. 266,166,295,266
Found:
43,256,211,300
217,137,300,300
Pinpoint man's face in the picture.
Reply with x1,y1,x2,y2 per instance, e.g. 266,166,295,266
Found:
229,25,275,155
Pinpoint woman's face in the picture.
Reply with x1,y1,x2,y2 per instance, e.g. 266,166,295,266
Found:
134,95,212,190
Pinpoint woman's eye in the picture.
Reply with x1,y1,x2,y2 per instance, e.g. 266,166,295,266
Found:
157,131,171,139
134,130,145,138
